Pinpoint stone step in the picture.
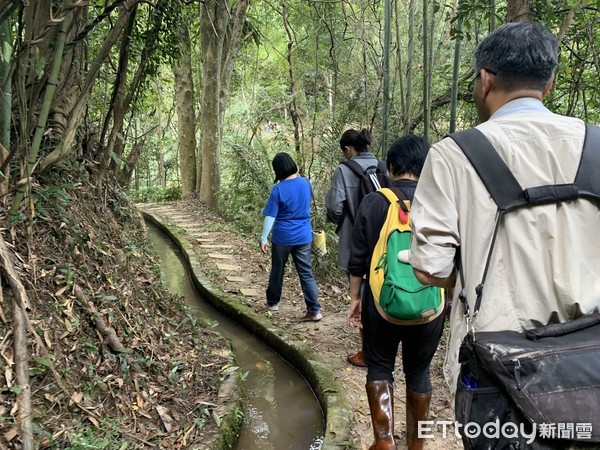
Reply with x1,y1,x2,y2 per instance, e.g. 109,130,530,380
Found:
217,263,241,271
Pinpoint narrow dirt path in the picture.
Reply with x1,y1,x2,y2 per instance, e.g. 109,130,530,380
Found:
138,200,462,449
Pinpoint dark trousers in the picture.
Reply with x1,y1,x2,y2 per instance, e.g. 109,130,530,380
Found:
266,242,321,313
362,294,445,393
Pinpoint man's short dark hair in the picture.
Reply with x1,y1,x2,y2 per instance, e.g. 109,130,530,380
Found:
474,21,558,91
386,135,430,177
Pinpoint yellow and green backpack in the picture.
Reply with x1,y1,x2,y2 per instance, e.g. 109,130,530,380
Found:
369,187,444,325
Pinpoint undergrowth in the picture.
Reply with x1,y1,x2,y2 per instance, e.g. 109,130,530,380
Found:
0,167,233,449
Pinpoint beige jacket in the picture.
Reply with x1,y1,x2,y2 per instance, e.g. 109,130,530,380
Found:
410,100,600,396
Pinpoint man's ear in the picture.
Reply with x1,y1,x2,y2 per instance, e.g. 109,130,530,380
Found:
480,68,494,98
542,74,555,98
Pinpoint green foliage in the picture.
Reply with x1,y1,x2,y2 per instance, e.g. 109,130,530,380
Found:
31,182,75,222
218,137,273,235
61,419,141,450
129,185,182,203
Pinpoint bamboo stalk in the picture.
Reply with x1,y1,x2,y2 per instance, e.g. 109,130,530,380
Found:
42,0,140,169
8,1,72,218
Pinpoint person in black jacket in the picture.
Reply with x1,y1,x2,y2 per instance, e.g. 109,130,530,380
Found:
346,135,445,450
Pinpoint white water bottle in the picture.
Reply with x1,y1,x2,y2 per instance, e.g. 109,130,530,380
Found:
397,250,411,264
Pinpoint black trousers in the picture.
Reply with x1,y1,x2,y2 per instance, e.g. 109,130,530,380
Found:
362,293,445,393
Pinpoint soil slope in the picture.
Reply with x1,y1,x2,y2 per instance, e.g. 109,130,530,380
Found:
0,184,239,449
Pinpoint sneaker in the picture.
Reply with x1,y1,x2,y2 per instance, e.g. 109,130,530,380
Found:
264,301,279,311
300,311,323,322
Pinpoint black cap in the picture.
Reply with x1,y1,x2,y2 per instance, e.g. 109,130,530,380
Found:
272,152,298,183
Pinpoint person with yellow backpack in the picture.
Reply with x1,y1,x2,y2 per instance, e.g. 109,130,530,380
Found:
346,135,445,450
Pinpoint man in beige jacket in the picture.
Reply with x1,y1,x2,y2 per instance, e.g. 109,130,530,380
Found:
410,21,600,409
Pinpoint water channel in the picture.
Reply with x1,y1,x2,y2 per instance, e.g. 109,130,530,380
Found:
147,223,325,449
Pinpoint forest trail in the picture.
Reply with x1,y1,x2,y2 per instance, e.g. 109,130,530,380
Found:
137,200,462,450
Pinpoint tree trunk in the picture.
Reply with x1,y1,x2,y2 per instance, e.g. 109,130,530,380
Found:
198,0,249,208
282,1,302,156
94,9,136,187
557,0,583,46
47,6,88,141
422,0,431,140
449,0,463,134
0,17,11,150
0,233,33,449
404,0,416,134
119,137,146,187
506,0,529,22
381,0,391,154
174,21,197,197
0,17,10,199
199,1,224,207
97,2,166,186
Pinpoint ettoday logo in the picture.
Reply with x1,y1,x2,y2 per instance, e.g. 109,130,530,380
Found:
418,420,593,443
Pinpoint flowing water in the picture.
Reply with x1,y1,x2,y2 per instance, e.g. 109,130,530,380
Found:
147,223,325,449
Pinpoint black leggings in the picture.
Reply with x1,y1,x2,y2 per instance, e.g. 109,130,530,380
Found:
362,294,445,393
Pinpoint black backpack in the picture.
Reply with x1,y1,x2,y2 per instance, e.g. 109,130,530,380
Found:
336,159,389,232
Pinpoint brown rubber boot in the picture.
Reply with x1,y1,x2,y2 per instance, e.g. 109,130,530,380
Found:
347,349,367,367
406,388,432,450
347,330,367,367
366,380,397,450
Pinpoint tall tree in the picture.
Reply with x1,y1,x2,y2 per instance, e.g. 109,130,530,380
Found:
282,1,302,156
422,0,431,140
174,19,197,197
198,0,250,208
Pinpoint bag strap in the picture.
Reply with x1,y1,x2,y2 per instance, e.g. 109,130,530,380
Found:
377,186,409,212
336,160,364,230
340,159,388,227
575,124,600,202
376,159,388,175
341,159,364,177
377,186,398,204
449,123,600,322
449,128,526,211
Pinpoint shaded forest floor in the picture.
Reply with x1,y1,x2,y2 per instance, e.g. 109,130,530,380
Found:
0,177,238,449
139,198,462,450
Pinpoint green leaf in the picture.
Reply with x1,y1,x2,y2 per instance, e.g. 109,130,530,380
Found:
9,386,22,395
35,357,52,367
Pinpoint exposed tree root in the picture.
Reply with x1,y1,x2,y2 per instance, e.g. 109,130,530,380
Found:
73,284,128,353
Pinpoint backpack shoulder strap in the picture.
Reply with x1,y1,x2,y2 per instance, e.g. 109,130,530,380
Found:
378,187,411,225
448,128,526,211
377,159,388,173
450,124,600,210
575,124,600,202
377,187,398,204
341,159,364,177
